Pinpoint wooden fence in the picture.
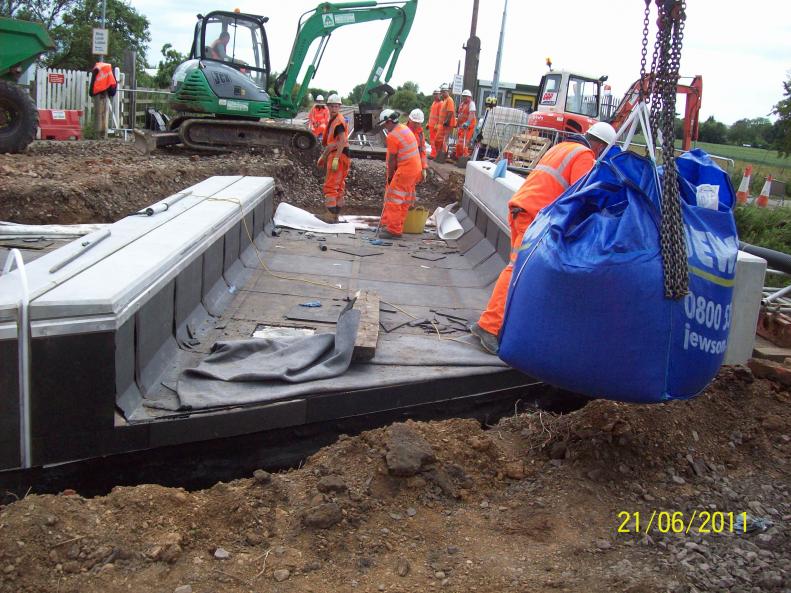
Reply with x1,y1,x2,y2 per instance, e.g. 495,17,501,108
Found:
34,67,171,132
35,67,94,124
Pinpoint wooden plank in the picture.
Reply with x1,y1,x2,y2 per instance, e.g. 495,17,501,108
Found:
352,290,379,361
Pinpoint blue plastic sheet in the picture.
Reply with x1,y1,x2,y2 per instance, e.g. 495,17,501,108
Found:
498,149,738,403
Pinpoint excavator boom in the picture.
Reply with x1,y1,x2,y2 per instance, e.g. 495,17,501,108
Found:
273,0,418,117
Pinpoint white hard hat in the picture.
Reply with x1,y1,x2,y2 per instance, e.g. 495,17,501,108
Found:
315,94,325,102
408,108,424,123
326,93,341,105
586,121,616,145
461,89,472,97
379,108,399,123
432,89,440,94
440,83,449,91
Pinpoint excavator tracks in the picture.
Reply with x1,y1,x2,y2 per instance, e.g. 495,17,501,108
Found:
179,119,317,153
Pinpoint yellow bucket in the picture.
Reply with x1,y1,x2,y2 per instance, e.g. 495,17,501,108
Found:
403,206,430,234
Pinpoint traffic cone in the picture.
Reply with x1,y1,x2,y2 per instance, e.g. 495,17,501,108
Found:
736,165,752,204
756,176,772,208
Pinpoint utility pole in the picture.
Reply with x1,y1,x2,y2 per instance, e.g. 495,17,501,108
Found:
490,0,508,101
462,0,480,97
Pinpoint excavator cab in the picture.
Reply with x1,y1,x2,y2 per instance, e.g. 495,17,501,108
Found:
169,11,273,120
528,70,605,134
191,11,271,90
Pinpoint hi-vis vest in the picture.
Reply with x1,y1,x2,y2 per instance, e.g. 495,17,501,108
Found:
322,112,349,153
509,141,594,222
387,124,421,169
89,63,117,97
457,100,476,126
428,100,441,127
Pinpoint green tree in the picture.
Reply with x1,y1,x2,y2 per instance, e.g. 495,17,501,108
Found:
771,74,791,157
727,117,774,148
345,83,366,105
389,88,418,113
698,115,727,144
1,0,77,27
152,44,185,89
46,0,150,76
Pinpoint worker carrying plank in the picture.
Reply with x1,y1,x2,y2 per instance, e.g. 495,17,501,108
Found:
431,84,456,162
316,93,350,223
378,109,423,238
455,89,477,159
470,122,617,354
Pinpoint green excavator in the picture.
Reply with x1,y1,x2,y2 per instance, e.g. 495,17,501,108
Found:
134,0,418,154
0,16,54,153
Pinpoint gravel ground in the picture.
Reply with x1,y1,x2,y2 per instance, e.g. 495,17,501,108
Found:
0,367,788,593
0,140,453,224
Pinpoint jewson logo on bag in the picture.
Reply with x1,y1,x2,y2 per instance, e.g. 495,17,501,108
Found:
681,224,737,357
684,225,737,283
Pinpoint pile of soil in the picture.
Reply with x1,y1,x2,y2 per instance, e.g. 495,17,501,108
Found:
0,141,454,224
0,367,788,593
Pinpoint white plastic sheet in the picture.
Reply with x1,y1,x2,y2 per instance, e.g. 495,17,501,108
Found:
429,205,464,241
273,203,356,235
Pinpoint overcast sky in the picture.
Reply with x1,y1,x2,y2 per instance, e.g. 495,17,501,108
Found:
128,0,790,125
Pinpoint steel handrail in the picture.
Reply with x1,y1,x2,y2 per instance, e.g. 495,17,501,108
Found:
2,249,32,469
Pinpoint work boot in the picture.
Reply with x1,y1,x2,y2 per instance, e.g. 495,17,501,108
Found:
378,228,402,239
317,210,337,224
469,322,499,355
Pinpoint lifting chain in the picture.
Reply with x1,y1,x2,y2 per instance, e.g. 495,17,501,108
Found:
640,0,688,300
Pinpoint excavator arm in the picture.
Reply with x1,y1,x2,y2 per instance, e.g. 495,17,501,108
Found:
271,0,417,118
607,74,702,151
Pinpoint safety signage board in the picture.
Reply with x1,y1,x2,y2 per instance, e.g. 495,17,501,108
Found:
92,28,108,55
452,74,463,95
47,73,65,84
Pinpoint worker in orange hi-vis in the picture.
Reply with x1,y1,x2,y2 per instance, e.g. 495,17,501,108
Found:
406,108,428,183
432,84,456,161
307,95,329,139
316,94,350,223
427,89,441,154
455,89,477,159
469,122,617,355
378,109,423,239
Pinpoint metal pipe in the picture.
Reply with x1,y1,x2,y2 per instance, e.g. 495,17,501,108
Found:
49,228,112,274
740,241,791,276
136,190,193,217
763,283,791,305
490,0,508,97
2,250,31,469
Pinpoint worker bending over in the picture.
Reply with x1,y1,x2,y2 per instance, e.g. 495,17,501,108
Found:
455,89,477,159
428,89,441,153
406,108,428,182
378,109,423,239
307,95,329,139
470,122,617,354
316,94,350,223
431,84,456,161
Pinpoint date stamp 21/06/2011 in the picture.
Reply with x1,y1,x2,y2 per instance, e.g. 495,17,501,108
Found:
617,511,748,535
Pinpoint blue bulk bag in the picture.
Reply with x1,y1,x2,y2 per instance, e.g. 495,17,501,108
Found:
498,148,738,403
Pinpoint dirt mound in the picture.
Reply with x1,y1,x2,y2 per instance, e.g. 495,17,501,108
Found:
0,141,452,224
1,368,788,593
